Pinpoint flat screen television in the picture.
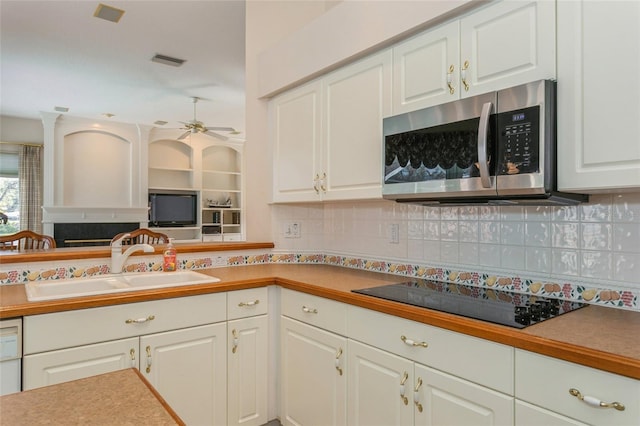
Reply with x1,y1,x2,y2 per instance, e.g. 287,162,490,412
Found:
149,191,198,227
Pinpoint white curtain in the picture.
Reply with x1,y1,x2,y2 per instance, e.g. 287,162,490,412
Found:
19,145,43,233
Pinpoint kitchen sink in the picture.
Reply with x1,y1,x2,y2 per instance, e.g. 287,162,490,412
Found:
25,271,220,302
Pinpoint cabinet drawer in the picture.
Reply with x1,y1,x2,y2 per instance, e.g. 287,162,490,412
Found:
515,349,640,426
348,305,513,395
23,337,138,390
281,289,347,335
24,293,226,354
227,287,268,320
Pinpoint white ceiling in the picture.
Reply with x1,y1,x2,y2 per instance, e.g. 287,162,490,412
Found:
0,0,246,134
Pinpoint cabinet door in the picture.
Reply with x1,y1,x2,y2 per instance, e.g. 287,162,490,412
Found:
460,0,555,97
416,364,513,426
228,315,268,426
23,338,138,390
516,400,589,426
271,80,323,202
323,50,392,201
347,339,414,426
281,316,347,426
140,323,227,426
392,21,460,113
557,0,640,191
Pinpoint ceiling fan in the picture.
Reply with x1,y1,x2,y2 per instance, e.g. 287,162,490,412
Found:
177,97,237,141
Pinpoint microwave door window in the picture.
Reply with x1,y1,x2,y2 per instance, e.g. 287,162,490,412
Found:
384,117,493,185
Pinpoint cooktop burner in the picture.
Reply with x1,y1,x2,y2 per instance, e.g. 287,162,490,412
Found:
352,280,586,329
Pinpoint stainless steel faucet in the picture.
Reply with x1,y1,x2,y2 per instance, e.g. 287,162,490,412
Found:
110,233,154,273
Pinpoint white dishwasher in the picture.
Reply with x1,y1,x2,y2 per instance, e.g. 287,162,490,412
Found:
0,318,22,395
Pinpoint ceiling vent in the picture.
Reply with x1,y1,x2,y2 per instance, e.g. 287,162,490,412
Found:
154,120,168,126
151,54,186,67
94,3,125,23
54,106,69,112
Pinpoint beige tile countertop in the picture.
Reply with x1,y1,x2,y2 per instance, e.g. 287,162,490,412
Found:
0,368,184,425
1,263,639,380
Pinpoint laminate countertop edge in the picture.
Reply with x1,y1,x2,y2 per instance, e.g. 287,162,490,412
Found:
1,263,638,380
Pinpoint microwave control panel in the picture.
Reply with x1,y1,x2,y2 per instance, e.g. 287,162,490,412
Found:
497,105,540,176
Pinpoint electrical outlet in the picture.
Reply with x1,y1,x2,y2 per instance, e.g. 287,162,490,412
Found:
213,256,227,266
284,222,301,238
390,223,400,244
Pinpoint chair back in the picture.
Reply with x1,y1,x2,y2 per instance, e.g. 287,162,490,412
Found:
111,228,169,246
0,230,56,250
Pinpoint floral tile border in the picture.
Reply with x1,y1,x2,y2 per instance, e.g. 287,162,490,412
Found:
1,251,636,310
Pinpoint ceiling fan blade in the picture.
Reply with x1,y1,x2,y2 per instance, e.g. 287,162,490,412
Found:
177,131,191,140
206,126,236,132
203,130,229,141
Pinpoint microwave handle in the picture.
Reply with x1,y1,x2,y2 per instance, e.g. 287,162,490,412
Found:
477,102,493,188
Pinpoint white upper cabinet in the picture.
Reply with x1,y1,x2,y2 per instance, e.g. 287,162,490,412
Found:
271,80,323,203
393,21,460,114
557,0,640,192
459,0,555,97
323,50,392,201
272,51,391,203
392,0,556,113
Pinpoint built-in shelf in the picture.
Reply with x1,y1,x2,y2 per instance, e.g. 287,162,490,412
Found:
147,136,245,242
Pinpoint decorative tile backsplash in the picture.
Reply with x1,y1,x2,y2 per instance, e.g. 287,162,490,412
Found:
2,193,639,311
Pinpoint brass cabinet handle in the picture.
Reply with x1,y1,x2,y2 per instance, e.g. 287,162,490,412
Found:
569,388,625,411
145,345,152,373
125,315,155,324
414,377,423,412
232,329,239,354
335,347,343,376
302,305,318,314
461,60,470,91
401,335,428,348
313,174,320,194
238,300,260,307
320,172,327,193
129,348,136,367
447,64,455,94
400,371,409,405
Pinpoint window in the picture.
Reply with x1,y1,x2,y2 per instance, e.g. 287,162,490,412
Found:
0,146,20,235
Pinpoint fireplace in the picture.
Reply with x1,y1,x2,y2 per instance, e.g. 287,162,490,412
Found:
54,223,141,247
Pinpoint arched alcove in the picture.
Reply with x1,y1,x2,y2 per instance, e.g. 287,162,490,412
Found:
60,130,131,206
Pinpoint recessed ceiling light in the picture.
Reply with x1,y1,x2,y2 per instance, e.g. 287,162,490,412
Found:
54,106,69,112
151,54,186,67
94,3,125,23
154,120,168,126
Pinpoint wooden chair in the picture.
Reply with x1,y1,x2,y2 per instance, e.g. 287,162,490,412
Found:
0,230,56,250
111,228,169,246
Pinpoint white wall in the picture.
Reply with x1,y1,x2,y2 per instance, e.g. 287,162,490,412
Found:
245,1,333,242
0,116,43,143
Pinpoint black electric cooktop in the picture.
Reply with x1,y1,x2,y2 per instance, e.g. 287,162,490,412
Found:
352,280,586,329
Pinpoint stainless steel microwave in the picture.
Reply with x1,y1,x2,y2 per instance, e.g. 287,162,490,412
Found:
382,80,587,205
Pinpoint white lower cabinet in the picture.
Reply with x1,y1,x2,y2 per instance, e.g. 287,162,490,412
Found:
347,339,414,426
228,314,269,426
515,400,589,426
348,336,513,426
23,290,270,426
280,316,347,426
515,349,640,426
281,289,514,426
140,323,227,426
23,337,139,389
